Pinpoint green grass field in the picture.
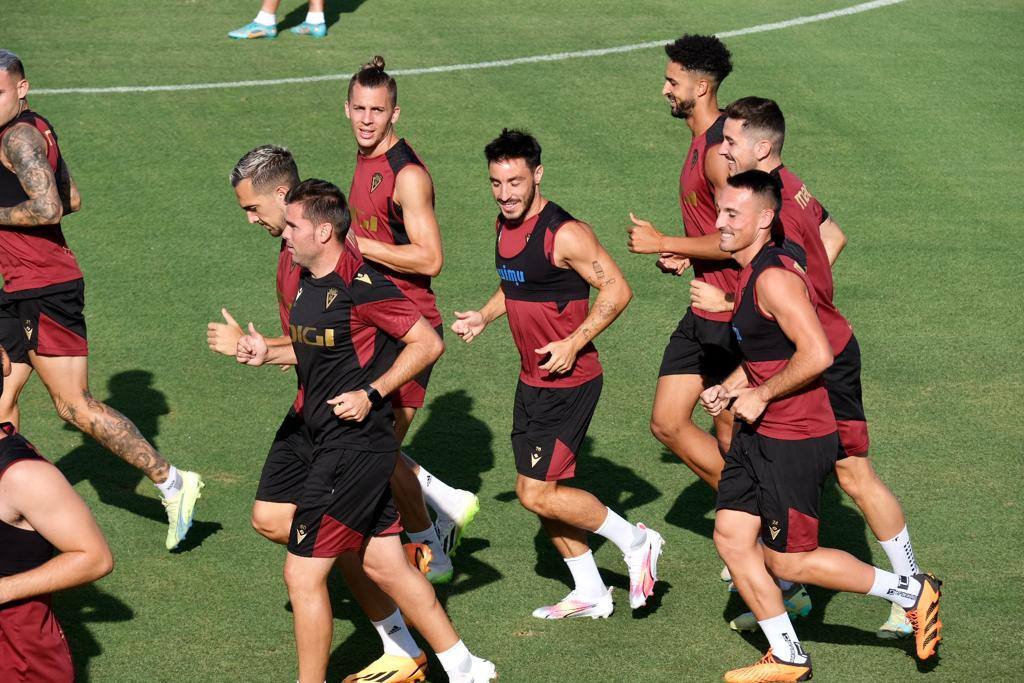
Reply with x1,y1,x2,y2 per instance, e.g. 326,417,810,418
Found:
3,0,1023,680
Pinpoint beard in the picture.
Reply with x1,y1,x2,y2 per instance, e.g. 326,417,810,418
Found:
670,96,696,119
500,184,535,224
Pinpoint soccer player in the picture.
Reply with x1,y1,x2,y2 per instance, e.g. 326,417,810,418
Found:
625,35,739,489
237,179,495,683
453,129,664,618
702,171,942,681
344,57,480,581
228,0,327,39
0,349,114,682
0,49,203,551
212,145,444,683
693,96,921,638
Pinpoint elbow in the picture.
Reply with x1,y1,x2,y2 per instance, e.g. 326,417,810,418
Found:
812,347,834,376
89,544,115,582
423,254,443,278
70,194,82,214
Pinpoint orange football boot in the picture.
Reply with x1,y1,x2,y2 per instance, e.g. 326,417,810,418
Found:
404,542,433,575
906,573,943,659
724,649,812,682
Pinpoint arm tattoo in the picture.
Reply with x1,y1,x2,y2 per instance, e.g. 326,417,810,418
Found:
0,125,62,226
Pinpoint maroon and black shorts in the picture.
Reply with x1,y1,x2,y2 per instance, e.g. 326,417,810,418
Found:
823,335,870,458
0,596,74,682
716,427,839,553
392,324,443,409
287,447,402,558
658,308,739,383
0,279,87,364
511,375,602,482
255,407,314,505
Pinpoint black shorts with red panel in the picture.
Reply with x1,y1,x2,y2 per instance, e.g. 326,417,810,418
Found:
391,324,443,409
287,446,402,558
511,375,602,482
658,308,740,383
0,279,87,364
716,426,839,553
823,335,870,458
0,596,74,683
255,407,314,504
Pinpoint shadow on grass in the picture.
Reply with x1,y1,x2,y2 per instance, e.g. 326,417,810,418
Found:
278,0,370,32
54,583,134,683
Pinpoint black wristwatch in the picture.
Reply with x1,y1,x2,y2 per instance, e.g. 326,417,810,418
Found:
361,384,384,407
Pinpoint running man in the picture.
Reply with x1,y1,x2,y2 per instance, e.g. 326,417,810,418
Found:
453,129,664,618
345,57,480,581
0,49,202,551
237,179,495,683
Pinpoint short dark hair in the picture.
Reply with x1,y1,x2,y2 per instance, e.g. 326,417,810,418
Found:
727,170,783,244
0,50,25,80
724,96,786,155
347,55,397,107
230,145,300,191
484,128,542,171
664,35,732,89
285,179,352,242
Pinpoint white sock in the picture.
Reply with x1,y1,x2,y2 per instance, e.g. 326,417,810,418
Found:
564,550,606,600
371,609,422,658
594,508,645,554
407,526,450,566
305,10,325,24
878,525,920,576
414,463,465,520
436,640,471,677
155,466,182,500
758,612,808,664
867,566,921,609
254,10,276,26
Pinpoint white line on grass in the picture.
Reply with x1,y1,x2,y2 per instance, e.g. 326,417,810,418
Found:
32,0,904,96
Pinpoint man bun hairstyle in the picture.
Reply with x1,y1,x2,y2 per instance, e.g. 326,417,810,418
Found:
484,128,542,171
0,50,25,80
727,169,784,244
348,55,398,107
230,145,300,191
724,96,786,155
285,178,352,243
664,35,732,89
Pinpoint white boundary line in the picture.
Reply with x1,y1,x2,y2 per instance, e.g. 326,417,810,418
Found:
33,0,904,96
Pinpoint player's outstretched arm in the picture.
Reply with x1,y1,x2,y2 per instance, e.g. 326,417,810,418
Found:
0,124,62,227
329,317,443,422
818,217,847,266
540,221,632,374
452,287,506,343
356,166,443,276
0,460,113,605
727,269,832,424
627,213,730,260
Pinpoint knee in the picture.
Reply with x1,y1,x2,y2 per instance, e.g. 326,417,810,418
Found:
713,528,743,566
649,414,682,445
283,560,317,594
251,510,288,544
836,458,876,502
515,480,548,516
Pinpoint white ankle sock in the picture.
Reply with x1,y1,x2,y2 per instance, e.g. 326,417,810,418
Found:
436,640,471,677
594,508,644,554
758,612,808,663
305,10,325,23
564,550,606,600
414,463,464,520
155,466,182,499
371,609,422,658
878,525,920,576
867,566,921,609
254,10,276,26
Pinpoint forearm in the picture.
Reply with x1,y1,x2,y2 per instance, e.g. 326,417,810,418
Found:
660,233,731,260
0,197,62,227
358,239,442,277
754,351,830,403
265,336,297,366
569,281,631,349
371,336,441,397
479,288,508,326
721,365,749,392
0,550,111,605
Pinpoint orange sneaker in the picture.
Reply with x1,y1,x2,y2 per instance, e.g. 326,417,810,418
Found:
906,573,943,660
404,542,433,575
723,649,812,682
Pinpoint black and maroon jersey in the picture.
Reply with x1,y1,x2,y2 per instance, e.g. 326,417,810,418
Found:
0,108,82,294
289,249,421,452
496,200,601,388
0,424,54,579
679,113,738,322
277,239,304,413
348,138,442,327
772,165,853,356
731,246,836,440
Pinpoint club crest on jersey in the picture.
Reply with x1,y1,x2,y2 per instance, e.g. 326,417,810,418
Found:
325,288,339,309
370,172,383,193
